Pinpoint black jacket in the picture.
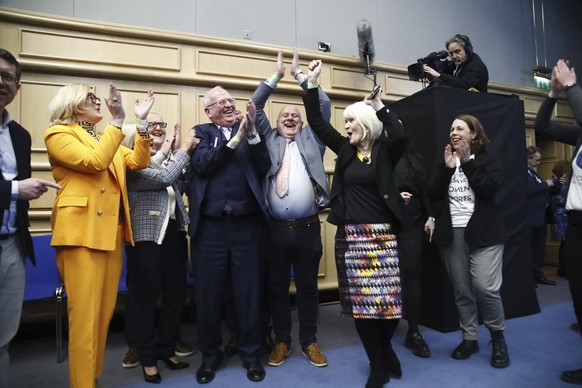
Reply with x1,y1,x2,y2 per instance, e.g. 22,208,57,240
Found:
439,53,489,93
302,87,408,229
427,150,506,248
0,120,35,264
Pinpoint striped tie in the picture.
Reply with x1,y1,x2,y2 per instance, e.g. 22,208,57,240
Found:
275,139,292,197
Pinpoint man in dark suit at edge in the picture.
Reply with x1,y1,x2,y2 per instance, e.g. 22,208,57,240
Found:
526,146,557,286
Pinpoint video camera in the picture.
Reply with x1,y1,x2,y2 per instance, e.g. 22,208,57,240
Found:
407,50,451,81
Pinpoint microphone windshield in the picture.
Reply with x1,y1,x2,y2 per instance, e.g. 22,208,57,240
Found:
356,19,375,65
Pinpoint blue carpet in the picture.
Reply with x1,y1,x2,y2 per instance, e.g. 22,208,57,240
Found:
10,279,581,387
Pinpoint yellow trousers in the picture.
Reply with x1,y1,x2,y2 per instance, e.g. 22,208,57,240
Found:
56,225,124,388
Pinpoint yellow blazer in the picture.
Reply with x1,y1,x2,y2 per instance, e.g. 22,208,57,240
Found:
44,123,151,251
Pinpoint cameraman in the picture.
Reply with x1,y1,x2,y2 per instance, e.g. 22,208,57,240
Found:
423,34,489,92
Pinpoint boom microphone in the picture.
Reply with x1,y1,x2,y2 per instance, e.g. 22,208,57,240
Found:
418,50,449,64
356,19,375,74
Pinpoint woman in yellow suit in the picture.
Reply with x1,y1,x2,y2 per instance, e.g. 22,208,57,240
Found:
44,84,153,388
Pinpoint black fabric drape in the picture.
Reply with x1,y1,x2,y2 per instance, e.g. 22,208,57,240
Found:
391,86,540,332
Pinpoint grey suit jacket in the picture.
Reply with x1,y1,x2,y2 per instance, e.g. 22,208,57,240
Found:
252,80,331,210
126,150,190,244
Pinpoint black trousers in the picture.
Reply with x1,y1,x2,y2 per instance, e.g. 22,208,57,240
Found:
126,223,188,366
530,223,548,279
192,213,264,366
266,220,322,347
397,224,424,333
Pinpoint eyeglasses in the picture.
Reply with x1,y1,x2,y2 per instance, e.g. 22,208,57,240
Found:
147,121,167,129
86,93,101,105
206,98,236,108
0,72,18,84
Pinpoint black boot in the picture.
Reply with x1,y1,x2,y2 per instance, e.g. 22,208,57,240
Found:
365,367,387,388
380,319,401,378
384,345,401,378
355,319,389,388
490,330,510,368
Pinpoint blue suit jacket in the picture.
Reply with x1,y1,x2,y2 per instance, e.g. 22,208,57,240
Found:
187,122,271,238
526,168,550,227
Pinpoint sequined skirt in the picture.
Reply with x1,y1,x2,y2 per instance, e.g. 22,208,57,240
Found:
335,223,401,319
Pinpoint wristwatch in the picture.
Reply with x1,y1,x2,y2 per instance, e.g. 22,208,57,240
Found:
565,82,577,89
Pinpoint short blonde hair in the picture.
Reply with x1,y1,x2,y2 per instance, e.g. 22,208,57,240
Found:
343,101,383,142
48,84,91,125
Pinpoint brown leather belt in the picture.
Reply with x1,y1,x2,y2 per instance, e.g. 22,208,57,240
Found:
272,214,319,229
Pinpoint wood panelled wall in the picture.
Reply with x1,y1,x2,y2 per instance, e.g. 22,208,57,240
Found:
0,7,575,285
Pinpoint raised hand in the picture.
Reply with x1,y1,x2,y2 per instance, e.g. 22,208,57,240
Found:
158,126,174,157
104,84,125,123
171,124,181,151
307,59,322,85
364,85,385,111
244,99,257,137
291,48,301,77
134,89,155,120
555,59,577,87
444,144,456,168
275,51,285,79
549,66,563,98
455,139,471,163
182,128,200,154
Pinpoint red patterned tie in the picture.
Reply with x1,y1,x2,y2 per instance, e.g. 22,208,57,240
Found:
275,139,292,197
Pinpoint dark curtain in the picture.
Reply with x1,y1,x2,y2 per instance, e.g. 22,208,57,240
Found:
391,86,540,332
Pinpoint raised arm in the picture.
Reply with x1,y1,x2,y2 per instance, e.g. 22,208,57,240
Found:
557,61,582,125
251,51,285,137
534,60,581,146
127,151,191,191
303,60,347,155
292,49,331,123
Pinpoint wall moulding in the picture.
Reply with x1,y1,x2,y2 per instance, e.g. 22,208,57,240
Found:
20,28,181,72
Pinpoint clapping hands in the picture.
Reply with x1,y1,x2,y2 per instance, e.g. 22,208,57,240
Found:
135,89,155,120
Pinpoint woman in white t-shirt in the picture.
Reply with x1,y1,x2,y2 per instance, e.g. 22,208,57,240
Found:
428,114,509,369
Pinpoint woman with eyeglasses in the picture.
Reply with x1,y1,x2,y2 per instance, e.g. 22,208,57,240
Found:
124,113,199,384
44,84,153,388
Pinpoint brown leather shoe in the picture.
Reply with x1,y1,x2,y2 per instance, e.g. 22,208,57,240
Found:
267,342,291,367
301,343,328,367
